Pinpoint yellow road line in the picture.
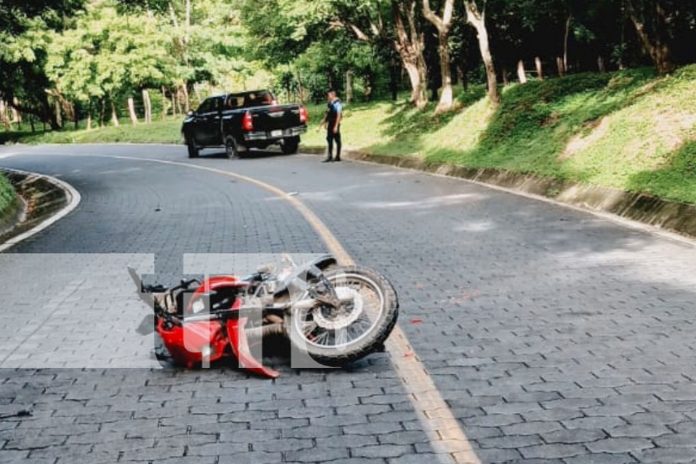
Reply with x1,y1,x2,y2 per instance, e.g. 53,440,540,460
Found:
120,156,481,464
4,151,481,464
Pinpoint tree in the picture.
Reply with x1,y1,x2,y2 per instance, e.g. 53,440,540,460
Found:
463,0,498,104
393,0,428,107
0,0,85,128
422,0,456,112
45,1,177,126
625,0,675,74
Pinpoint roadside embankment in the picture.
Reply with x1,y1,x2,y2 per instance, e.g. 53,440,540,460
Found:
0,170,74,248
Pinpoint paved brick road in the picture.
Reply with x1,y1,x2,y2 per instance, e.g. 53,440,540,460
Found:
1,144,696,463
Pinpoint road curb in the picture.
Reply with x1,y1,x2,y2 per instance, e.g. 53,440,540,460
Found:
0,168,81,253
302,145,696,240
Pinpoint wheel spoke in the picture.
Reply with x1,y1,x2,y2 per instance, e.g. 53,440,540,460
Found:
335,328,348,346
302,320,318,337
314,330,330,346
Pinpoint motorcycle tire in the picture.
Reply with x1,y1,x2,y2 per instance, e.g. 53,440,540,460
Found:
286,265,398,368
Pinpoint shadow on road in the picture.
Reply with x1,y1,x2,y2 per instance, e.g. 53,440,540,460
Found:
198,148,290,160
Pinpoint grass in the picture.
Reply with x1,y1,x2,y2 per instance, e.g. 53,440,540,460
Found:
0,173,16,219
3,65,696,204
305,66,696,204
0,118,182,145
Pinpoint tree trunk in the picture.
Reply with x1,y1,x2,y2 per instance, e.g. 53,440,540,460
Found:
403,62,428,108
456,65,466,89
111,100,119,127
142,89,152,123
626,0,675,74
422,0,455,112
180,84,190,113
0,100,9,130
128,98,138,125
345,71,353,104
597,56,606,73
502,67,509,86
535,57,544,80
172,88,179,116
435,31,453,112
556,57,566,76
563,14,572,72
517,60,527,83
10,98,22,130
464,1,499,104
161,87,168,119
392,0,428,108
389,63,399,101
54,100,62,129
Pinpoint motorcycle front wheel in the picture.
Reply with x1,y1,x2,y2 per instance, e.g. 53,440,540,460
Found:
286,266,398,367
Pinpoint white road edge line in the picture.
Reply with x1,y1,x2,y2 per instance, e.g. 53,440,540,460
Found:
0,166,82,253
345,156,696,249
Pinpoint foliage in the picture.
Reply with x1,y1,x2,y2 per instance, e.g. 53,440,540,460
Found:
0,0,86,127
0,173,16,217
45,3,177,105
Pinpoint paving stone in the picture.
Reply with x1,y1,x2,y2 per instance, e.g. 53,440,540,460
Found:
563,453,637,464
285,447,350,462
351,445,412,459
542,429,607,444
606,424,671,438
585,438,654,453
520,444,588,459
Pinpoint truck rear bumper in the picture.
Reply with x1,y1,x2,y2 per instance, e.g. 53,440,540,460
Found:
243,126,307,142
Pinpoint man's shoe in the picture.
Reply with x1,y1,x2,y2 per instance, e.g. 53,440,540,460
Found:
334,157,341,162
322,158,333,163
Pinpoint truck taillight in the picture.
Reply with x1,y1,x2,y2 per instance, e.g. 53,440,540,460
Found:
242,111,254,131
299,106,308,124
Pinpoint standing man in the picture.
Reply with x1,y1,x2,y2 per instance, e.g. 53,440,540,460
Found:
321,90,342,163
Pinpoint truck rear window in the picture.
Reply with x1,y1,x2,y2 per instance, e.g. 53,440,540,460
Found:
225,91,275,109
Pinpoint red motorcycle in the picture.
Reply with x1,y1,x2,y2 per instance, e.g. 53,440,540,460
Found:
129,255,398,378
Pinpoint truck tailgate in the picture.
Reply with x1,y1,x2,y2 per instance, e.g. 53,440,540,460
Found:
249,104,303,132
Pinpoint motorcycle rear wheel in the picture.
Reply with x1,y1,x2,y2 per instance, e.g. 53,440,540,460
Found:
286,266,398,367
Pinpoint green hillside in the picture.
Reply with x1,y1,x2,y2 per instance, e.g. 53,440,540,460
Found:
304,65,696,205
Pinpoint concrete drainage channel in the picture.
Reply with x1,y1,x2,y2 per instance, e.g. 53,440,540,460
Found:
0,169,80,252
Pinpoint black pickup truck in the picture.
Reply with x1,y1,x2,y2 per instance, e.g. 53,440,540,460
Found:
181,90,308,158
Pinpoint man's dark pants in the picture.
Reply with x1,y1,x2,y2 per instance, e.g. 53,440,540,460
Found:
326,129,342,161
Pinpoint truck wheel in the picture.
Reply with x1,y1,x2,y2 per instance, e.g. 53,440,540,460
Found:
187,138,199,159
281,137,300,155
225,136,239,159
